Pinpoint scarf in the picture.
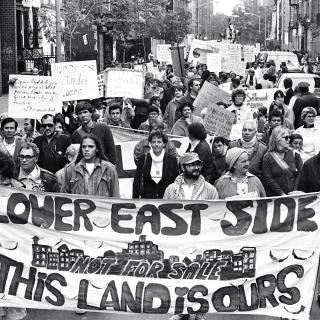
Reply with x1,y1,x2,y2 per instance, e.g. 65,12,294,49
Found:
149,149,165,183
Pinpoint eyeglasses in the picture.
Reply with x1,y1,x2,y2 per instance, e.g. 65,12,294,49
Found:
282,136,290,140
305,115,315,119
185,161,203,168
41,123,54,128
18,155,35,161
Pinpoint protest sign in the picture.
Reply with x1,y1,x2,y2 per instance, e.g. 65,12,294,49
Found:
193,81,231,115
246,88,277,115
243,45,256,64
97,74,104,98
51,60,99,101
104,69,145,99
206,53,222,73
188,39,218,65
0,187,319,320
8,75,62,119
157,44,172,64
222,44,242,72
204,103,235,138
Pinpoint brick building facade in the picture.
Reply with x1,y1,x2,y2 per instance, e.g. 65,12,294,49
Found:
0,0,18,95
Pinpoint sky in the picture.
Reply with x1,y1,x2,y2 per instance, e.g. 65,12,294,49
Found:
214,0,242,15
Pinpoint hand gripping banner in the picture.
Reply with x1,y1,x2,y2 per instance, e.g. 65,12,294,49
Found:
0,187,319,320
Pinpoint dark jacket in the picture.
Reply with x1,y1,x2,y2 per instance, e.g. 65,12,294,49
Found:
14,166,60,193
228,139,267,179
186,140,213,181
285,87,294,105
34,134,71,173
298,153,320,193
262,150,303,196
133,152,179,199
71,122,116,165
293,92,319,128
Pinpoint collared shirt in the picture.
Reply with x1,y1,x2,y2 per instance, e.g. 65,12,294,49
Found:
3,137,16,156
18,165,45,192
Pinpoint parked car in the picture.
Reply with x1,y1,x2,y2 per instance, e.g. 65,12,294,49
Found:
256,51,300,73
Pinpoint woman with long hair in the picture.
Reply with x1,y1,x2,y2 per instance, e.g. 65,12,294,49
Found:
262,126,303,196
61,134,119,197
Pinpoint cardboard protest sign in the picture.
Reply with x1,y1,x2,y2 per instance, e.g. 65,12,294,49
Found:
157,44,172,64
97,74,104,98
204,103,235,138
206,53,222,73
8,75,62,119
51,60,99,101
246,88,277,115
104,69,145,99
243,45,256,63
193,81,231,115
0,187,319,320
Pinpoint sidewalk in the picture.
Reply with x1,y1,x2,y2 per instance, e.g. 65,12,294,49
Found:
0,94,8,114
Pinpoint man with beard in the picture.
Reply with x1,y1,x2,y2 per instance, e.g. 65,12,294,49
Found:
33,114,71,173
163,152,218,200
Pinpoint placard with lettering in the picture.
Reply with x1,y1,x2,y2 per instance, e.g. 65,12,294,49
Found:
8,75,62,119
97,74,104,98
204,103,235,138
104,69,145,99
157,44,172,64
193,81,231,115
51,60,99,101
206,53,222,73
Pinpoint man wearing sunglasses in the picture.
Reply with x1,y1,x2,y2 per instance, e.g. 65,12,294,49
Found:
33,114,71,174
14,142,59,192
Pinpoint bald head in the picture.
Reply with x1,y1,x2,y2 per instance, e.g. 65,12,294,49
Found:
242,120,257,142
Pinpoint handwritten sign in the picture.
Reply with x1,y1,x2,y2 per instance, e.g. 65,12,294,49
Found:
204,103,235,138
206,53,222,73
8,75,62,119
243,45,256,63
156,44,172,64
97,74,104,98
104,69,145,99
193,81,231,115
51,60,99,101
246,88,276,115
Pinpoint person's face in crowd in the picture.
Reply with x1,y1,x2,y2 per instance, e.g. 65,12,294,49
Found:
275,94,285,104
82,137,97,163
277,133,290,151
191,81,201,94
291,138,303,151
41,117,55,138
233,153,249,176
110,108,121,123
77,109,92,125
18,147,37,174
230,72,236,80
270,116,282,128
183,161,203,179
242,123,256,142
253,63,258,69
55,122,63,134
182,106,192,119
175,88,183,99
24,119,33,134
149,111,159,122
2,121,17,140
304,113,315,127
150,136,165,156
213,141,226,156
234,93,245,106
201,64,207,71
153,98,161,107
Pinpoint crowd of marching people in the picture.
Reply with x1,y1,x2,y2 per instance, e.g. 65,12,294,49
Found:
0,57,320,208
0,54,320,319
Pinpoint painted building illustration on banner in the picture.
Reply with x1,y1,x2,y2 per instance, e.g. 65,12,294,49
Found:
31,235,256,280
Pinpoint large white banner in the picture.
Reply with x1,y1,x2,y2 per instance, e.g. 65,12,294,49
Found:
0,188,319,319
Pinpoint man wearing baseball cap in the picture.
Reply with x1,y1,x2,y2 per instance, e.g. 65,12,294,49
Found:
163,152,218,200
293,81,319,128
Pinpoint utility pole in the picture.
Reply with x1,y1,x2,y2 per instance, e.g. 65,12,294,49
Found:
56,0,62,62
